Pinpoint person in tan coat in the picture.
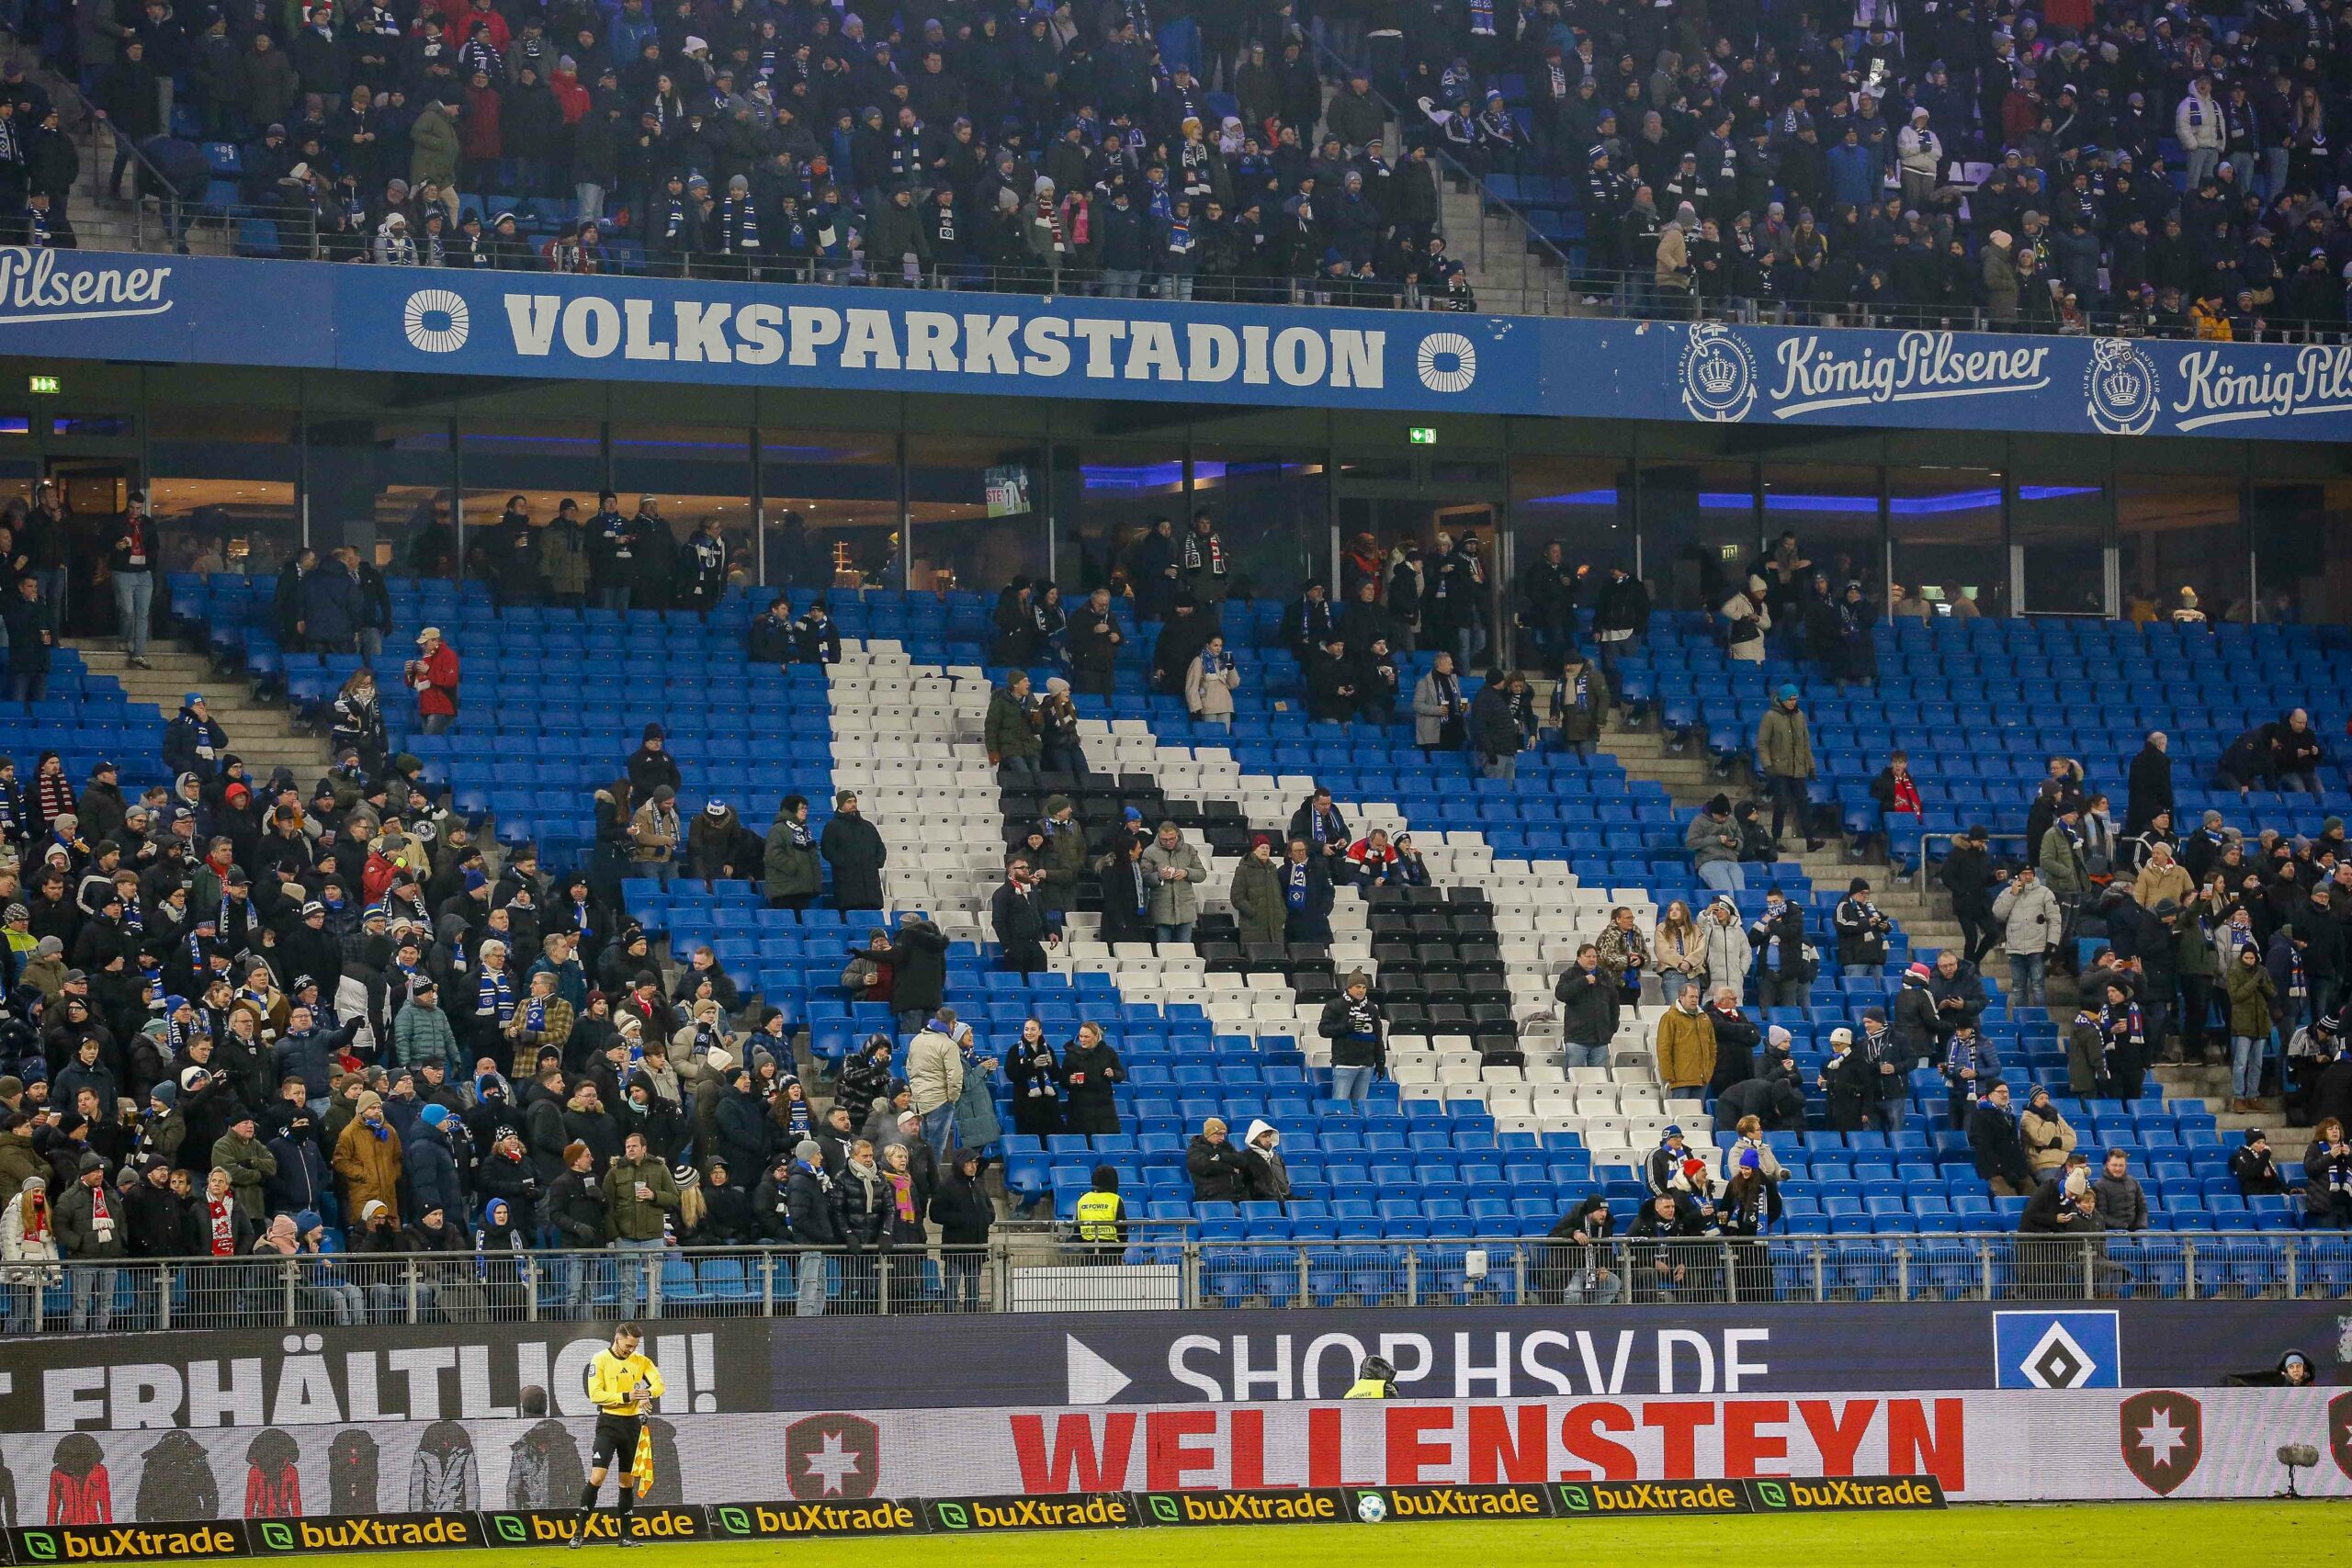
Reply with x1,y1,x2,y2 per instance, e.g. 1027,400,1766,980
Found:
1655,981,1717,1093
332,1089,404,1226
2019,1085,2077,1177
2132,841,2194,912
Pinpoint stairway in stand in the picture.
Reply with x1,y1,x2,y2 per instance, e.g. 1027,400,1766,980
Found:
69,642,328,781
1589,705,2262,1133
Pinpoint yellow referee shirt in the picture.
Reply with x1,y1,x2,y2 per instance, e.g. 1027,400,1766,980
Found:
587,1350,664,1416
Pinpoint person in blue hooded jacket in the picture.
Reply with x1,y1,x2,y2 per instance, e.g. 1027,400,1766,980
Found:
162,695,229,783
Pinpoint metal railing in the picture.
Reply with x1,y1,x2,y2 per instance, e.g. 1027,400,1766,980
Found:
1908,830,2033,893
6,1230,2345,1334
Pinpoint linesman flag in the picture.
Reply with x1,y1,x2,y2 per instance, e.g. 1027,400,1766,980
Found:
629,1427,655,1497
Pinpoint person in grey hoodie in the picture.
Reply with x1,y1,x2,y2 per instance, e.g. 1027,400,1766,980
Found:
1239,1119,1291,1208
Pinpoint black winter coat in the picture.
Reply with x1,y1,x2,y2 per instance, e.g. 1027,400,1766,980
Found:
1185,1134,1250,1201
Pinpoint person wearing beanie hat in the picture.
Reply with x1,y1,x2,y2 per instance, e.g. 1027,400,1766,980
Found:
2226,1126,2287,1197
820,786,888,911
1816,1025,1872,1132
626,721,682,797
783,1134,844,1311
334,1087,403,1226
1757,683,1817,850
628,783,682,886
1689,794,1744,891
1320,969,1385,1108
687,796,755,882
1833,876,1891,977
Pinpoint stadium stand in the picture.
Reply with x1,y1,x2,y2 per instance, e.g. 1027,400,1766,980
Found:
6,3,2352,335
86,536,2348,1273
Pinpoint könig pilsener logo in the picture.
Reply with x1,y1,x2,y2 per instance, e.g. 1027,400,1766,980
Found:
1679,323,1757,421
2083,337,2159,434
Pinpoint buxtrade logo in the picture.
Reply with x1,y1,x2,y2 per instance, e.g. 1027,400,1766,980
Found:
712,1501,920,1537
0,248,175,325
2120,1390,2204,1495
784,1412,881,1499
17,1524,244,1561
1679,323,1757,422
254,1513,480,1551
1138,1489,1343,1525
403,288,471,353
1752,1478,1946,1512
1362,1484,1550,1519
1555,1481,1751,1516
2329,1392,2352,1481
930,1494,1136,1531
1415,331,1478,393
2084,338,2160,434
483,1507,705,1543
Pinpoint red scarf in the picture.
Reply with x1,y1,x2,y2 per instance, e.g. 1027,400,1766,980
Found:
1892,774,1921,815
206,1193,236,1255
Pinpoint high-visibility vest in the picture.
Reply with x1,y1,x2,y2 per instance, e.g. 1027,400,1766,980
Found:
1342,1378,1393,1400
1074,1190,1123,1242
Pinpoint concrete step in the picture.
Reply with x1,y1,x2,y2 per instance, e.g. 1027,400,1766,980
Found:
71,639,329,776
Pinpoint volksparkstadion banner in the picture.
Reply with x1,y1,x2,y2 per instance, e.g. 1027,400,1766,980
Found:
3,248,2350,440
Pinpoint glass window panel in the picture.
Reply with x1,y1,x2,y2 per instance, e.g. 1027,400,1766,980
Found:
1760,463,1883,615
2014,473,2109,617
2249,480,2352,626
1636,460,1755,614
608,425,755,604
148,404,303,581
1052,444,1184,620
907,434,1048,593
1193,447,1327,604
1887,466,2006,619
457,420,608,592
1510,454,1632,664
304,417,455,581
2118,474,2246,622
759,432,902,592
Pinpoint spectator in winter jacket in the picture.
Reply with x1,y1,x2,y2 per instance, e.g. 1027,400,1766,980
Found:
332,1089,404,1224
1184,1117,1250,1201
404,1104,466,1226
209,1107,277,1219
1967,1080,2035,1198
2092,1149,2150,1231
2020,1086,2077,1178
162,696,229,783
392,976,461,1076
1654,982,1716,1093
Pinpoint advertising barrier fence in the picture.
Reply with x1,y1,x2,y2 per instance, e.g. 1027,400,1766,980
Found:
0,1475,1946,1560
3,1302,2341,1431
9,1233,2351,1336
6,249,2352,441
0,1388,2336,1529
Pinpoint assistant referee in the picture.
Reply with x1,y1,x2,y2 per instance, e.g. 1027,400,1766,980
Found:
569,1323,665,1548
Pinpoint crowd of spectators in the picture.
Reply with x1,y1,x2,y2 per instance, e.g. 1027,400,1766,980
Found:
0,585,1043,1326
12,2,2349,332
18,0,1475,306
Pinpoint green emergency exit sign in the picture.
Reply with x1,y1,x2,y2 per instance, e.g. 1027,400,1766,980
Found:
1407,426,1436,445
27,375,59,395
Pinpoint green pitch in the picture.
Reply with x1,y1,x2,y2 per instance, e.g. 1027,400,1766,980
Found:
157,1499,2349,1568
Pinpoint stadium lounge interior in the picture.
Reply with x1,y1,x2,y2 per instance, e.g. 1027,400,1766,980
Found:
6,359,2352,630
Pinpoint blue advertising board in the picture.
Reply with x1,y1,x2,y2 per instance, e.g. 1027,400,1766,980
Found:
5,246,2351,442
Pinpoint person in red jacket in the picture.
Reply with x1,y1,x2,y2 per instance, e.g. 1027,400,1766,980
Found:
407,626,461,735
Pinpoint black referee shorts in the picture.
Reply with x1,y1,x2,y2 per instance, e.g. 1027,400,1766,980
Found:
591,1413,643,1471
